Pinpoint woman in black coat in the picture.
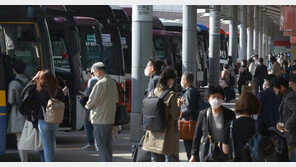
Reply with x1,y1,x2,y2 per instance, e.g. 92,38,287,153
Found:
189,85,236,162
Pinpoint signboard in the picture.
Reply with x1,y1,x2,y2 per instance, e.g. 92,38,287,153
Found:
86,33,96,42
121,37,127,45
132,5,153,22
102,34,111,43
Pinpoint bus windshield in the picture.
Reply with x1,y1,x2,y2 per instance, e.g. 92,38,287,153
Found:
0,24,41,78
78,26,104,70
153,35,167,60
101,28,124,76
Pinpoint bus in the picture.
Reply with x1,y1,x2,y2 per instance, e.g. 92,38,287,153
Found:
65,5,127,111
0,5,84,153
41,6,86,131
161,20,209,87
111,6,132,113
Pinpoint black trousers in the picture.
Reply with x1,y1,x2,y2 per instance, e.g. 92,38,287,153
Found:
184,140,193,161
254,81,264,95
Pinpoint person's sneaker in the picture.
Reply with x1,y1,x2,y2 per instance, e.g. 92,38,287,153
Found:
81,143,95,150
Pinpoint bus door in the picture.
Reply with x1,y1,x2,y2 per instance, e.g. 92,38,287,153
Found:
0,22,44,149
47,16,85,131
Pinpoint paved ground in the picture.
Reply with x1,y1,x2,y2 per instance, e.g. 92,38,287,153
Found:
0,89,238,162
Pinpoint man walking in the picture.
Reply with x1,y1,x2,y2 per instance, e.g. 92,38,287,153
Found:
85,62,118,162
144,57,164,97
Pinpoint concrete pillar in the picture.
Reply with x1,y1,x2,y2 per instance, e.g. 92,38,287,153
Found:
247,5,254,60
229,6,238,65
262,12,267,64
130,5,153,142
182,5,197,83
239,6,247,61
208,5,221,86
258,7,263,58
253,6,259,55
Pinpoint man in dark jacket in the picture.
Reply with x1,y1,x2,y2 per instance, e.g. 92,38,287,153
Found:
177,71,200,161
254,58,268,95
256,74,280,128
144,57,164,97
270,76,296,161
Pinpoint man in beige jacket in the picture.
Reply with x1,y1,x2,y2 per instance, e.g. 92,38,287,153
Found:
85,62,118,162
270,56,282,76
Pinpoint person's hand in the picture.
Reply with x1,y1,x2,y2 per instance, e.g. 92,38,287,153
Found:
189,155,196,162
79,91,84,96
177,97,185,107
85,105,88,109
284,128,290,133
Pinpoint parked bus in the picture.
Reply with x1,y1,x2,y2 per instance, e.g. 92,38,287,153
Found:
0,5,82,153
42,6,86,131
111,6,132,113
65,5,127,110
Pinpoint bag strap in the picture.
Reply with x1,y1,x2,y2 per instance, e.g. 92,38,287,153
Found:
255,119,260,134
14,78,25,87
159,89,170,99
113,79,124,102
206,108,213,142
230,120,236,160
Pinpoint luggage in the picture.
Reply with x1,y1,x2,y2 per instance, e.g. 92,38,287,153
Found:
178,112,197,140
42,91,65,124
132,134,151,162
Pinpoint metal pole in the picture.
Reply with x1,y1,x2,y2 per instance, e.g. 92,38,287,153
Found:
253,6,259,55
247,5,254,60
130,5,153,142
229,6,238,65
258,7,263,58
208,5,221,86
239,6,247,61
182,5,197,83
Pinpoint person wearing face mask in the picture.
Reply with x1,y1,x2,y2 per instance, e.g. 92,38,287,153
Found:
177,71,200,161
144,58,164,98
270,56,282,77
142,68,180,162
189,85,236,162
256,74,280,128
270,76,296,161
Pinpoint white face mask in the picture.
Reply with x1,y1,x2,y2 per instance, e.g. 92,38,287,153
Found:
180,81,184,88
209,98,222,109
144,67,150,77
263,81,268,90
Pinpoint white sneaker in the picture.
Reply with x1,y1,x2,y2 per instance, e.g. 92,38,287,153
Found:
82,143,95,150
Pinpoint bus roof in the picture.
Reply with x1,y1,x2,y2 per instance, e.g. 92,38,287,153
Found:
197,23,209,31
111,6,129,22
162,19,201,32
74,17,103,27
153,17,165,30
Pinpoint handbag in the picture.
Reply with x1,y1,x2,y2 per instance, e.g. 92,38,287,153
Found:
202,109,228,162
114,104,129,126
18,120,43,151
132,134,151,162
178,113,197,140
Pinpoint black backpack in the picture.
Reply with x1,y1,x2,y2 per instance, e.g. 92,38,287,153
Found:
142,89,170,131
241,120,277,162
14,78,26,111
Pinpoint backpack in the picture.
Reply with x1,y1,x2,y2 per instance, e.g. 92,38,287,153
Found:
13,78,27,111
241,120,277,162
225,71,235,86
142,89,169,131
42,91,65,124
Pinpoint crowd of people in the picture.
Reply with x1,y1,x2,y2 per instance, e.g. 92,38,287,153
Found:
6,51,296,162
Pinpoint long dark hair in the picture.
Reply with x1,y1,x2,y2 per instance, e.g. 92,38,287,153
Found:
157,68,176,90
36,70,60,97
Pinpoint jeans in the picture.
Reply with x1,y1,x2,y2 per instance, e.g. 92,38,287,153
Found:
38,120,58,162
84,109,94,145
184,140,193,161
38,150,45,162
93,124,113,162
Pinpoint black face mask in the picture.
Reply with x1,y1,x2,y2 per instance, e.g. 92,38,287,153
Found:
276,92,284,100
